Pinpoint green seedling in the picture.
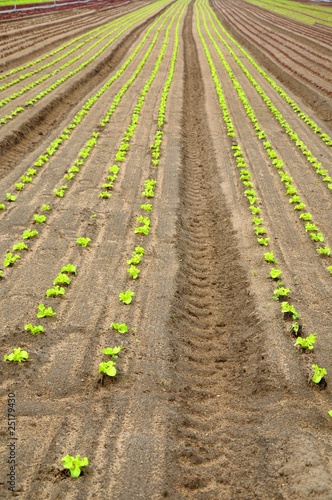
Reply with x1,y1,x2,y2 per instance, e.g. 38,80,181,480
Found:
310,232,324,242
46,286,65,297
135,225,150,235
76,237,91,248
0,204,5,210
253,227,267,235
0,270,3,278
4,347,29,363
257,238,270,246
264,252,277,264
316,246,330,256
127,265,140,279
134,246,144,255
27,168,37,177
24,324,44,335
327,266,332,275
249,206,261,215
102,346,122,358
4,253,20,267
61,264,76,274
98,360,117,377
6,193,16,202
12,242,28,251
54,274,71,286
127,254,141,265
290,322,301,335
141,204,152,212
110,323,128,334
305,223,318,232
98,192,112,199
294,203,306,211
270,268,282,280
41,204,51,212
33,214,47,224
252,217,263,225
109,165,120,174
61,454,89,478
119,290,134,304
281,301,300,320
294,334,316,351
299,212,312,221
311,364,327,384
64,173,75,181
37,304,56,318
273,287,291,300
22,229,38,239
15,182,24,191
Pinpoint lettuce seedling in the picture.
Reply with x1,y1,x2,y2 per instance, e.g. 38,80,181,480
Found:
135,225,150,235
253,227,266,235
273,287,291,300
25,324,44,335
15,182,24,191
76,237,91,248
119,290,134,304
4,253,20,267
134,246,144,255
127,254,141,265
290,322,302,336
22,229,38,239
141,204,152,211
110,323,128,334
281,301,300,320
0,270,3,278
61,454,89,478
12,242,28,251
316,246,330,256
264,252,277,264
257,238,270,246
41,204,51,212
0,204,5,210
98,361,117,377
305,222,318,232
34,214,47,224
109,165,120,174
127,265,140,279
294,334,316,350
311,364,327,384
102,346,122,358
294,203,306,211
327,266,332,275
270,268,282,280
299,212,312,221
252,217,263,225
6,193,16,202
310,232,324,242
328,410,332,417
98,192,112,199
61,264,76,275
46,286,65,297
249,206,261,215
4,347,29,362
37,304,56,318
54,274,71,286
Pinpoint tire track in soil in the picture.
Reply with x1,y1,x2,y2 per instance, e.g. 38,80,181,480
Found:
164,5,284,498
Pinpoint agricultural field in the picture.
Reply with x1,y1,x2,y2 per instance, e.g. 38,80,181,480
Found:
0,0,332,497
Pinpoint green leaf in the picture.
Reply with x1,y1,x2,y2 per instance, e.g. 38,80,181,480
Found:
76,237,91,247
33,214,47,224
119,290,134,304
22,229,38,239
24,324,44,335
12,242,28,251
98,361,117,377
110,323,128,334
127,265,140,279
294,334,316,350
4,347,29,362
61,454,89,478
54,273,71,286
102,346,122,358
270,268,282,279
46,286,65,297
311,364,327,384
264,252,277,264
4,252,20,267
37,304,56,318
61,264,76,275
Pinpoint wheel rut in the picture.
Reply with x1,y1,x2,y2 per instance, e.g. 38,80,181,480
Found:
164,4,285,498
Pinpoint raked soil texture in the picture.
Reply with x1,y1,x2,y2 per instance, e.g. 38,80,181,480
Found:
0,0,332,498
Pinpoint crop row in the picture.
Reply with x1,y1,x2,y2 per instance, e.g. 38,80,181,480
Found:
201,3,332,269
0,3,168,127
205,4,332,197
196,1,329,389
211,1,332,148
0,3,175,216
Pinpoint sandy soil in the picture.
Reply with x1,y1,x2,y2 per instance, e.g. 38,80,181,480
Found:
0,0,332,498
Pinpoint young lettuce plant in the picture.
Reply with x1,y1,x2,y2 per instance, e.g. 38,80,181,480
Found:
294,334,316,351
61,454,89,478
311,364,327,384
270,268,282,280
54,273,71,286
110,323,128,334
76,237,91,248
141,204,152,212
127,265,140,279
6,193,16,202
4,253,20,267
41,204,51,212
119,290,134,304
102,346,122,358
46,286,65,297
98,360,117,377
22,229,38,239
61,264,76,274
24,324,44,335
4,347,29,362
273,287,291,301
12,242,28,251
264,252,277,264
37,304,56,318
33,214,47,224
316,246,330,256
281,301,300,320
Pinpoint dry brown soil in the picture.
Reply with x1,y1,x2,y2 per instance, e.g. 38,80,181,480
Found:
0,1,332,499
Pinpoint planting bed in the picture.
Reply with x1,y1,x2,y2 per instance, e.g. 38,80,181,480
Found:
0,0,332,498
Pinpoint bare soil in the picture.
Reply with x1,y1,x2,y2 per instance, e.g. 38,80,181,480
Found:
0,1,332,499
